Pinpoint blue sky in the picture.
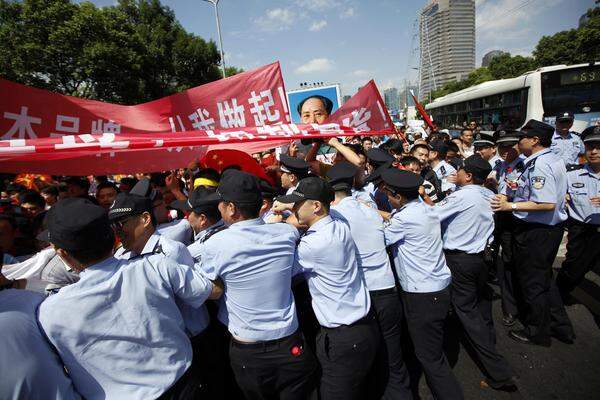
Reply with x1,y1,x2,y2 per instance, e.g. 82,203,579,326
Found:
86,0,594,97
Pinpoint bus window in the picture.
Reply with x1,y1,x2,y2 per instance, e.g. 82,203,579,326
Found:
542,65,600,120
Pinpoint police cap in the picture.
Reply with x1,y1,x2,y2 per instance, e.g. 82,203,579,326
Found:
130,178,160,201
207,170,262,204
277,176,334,205
259,179,277,199
381,168,423,196
108,192,153,221
462,154,492,181
279,154,310,178
37,198,112,251
556,111,574,122
365,161,393,185
327,161,357,191
473,132,495,148
494,129,522,145
366,148,394,167
581,125,600,143
519,119,554,141
170,186,219,214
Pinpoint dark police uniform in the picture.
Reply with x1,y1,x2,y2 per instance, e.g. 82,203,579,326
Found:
506,120,574,346
435,155,515,389
328,162,412,400
556,126,600,300
381,168,464,400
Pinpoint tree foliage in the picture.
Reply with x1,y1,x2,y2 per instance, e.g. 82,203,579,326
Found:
0,0,229,104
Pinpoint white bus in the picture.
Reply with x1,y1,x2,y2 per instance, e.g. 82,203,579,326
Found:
425,62,600,134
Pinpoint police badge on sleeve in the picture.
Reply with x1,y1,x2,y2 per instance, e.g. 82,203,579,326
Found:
531,176,546,189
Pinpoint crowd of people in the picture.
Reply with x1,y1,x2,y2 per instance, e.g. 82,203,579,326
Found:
1,96,599,400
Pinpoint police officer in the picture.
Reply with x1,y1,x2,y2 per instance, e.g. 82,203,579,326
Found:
473,132,503,169
257,179,279,222
381,168,463,400
556,126,600,302
130,178,194,245
278,176,380,400
435,155,516,390
365,148,396,211
551,111,584,165
279,154,310,195
492,129,527,326
198,170,319,400
491,120,575,346
327,162,413,400
429,140,457,194
38,198,221,399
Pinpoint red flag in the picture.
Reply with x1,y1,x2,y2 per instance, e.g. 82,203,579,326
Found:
200,149,274,185
410,90,436,131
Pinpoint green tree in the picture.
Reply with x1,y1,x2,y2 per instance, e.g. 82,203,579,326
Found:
488,53,536,79
0,0,230,104
431,67,493,100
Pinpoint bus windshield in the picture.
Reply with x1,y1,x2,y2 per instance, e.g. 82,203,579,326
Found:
541,65,600,121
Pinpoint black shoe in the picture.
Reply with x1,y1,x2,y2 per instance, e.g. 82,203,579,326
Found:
483,376,519,392
552,332,576,344
508,329,551,347
502,313,517,327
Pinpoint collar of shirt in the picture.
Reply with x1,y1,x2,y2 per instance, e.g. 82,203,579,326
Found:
392,198,421,216
194,219,226,242
523,148,552,166
229,217,264,229
307,215,333,233
583,164,600,180
138,232,162,257
553,131,573,140
78,256,118,278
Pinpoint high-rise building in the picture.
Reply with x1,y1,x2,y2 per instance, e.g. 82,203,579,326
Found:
482,50,507,67
384,88,400,111
419,0,476,100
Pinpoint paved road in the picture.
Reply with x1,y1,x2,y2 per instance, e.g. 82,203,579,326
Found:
413,236,600,400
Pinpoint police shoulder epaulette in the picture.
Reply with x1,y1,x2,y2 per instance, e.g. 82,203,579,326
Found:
566,163,584,172
571,130,581,137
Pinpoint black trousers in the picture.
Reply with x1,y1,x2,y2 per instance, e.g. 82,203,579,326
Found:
316,309,380,400
445,251,514,385
512,219,574,341
369,288,413,400
401,288,464,400
229,330,319,400
495,212,520,317
556,218,600,297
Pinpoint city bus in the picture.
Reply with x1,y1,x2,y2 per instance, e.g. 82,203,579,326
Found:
425,62,600,134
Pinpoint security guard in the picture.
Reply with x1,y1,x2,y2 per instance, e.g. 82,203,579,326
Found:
278,176,380,400
551,111,584,165
327,162,413,400
130,178,194,245
429,140,457,194
493,129,527,326
198,170,319,400
556,126,600,301
435,155,516,390
38,198,221,399
279,154,310,195
491,119,575,346
473,132,503,169
381,168,463,400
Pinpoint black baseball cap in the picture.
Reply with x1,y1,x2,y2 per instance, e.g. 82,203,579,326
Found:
520,119,554,140
130,178,160,201
170,186,219,214
279,154,310,178
259,179,277,199
473,132,495,148
207,170,262,204
581,125,600,143
462,155,492,181
327,162,357,191
381,168,423,195
494,129,522,145
365,161,393,185
556,111,574,122
108,192,152,221
366,148,394,167
277,177,334,205
37,198,112,251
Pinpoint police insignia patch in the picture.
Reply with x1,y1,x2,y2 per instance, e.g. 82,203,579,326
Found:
531,176,546,189
571,182,585,188
437,199,449,206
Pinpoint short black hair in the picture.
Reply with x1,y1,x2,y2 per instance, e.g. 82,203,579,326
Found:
119,177,139,191
19,190,45,209
192,206,221,223
410,144,430,154
461,128,473,135
361,137,373,144
297,95,333,115
65,177,90,192
64,228,115,266
41,185,59,197
446,141,460,153
385,139,403,154
150,173,168,188
96,181,119,194
400,156,420,167
194,168,220,182
539,136,552,147
228,200,262,219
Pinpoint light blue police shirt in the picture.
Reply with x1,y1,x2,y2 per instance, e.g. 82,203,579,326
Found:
352,182,378,209
1,289,80,400
434,184,495,254
433,160,457,192
488,154,503,169
3,253,18,265
551,131,584,165
157,218,193,245
294,215,371,328
38,255,213,400
384,200,451,293
115,233,210,337
513,148,568,225
496,155,526,198
330,196,396,291
192,219,226,243
566,164,600,225
199,218,299,341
